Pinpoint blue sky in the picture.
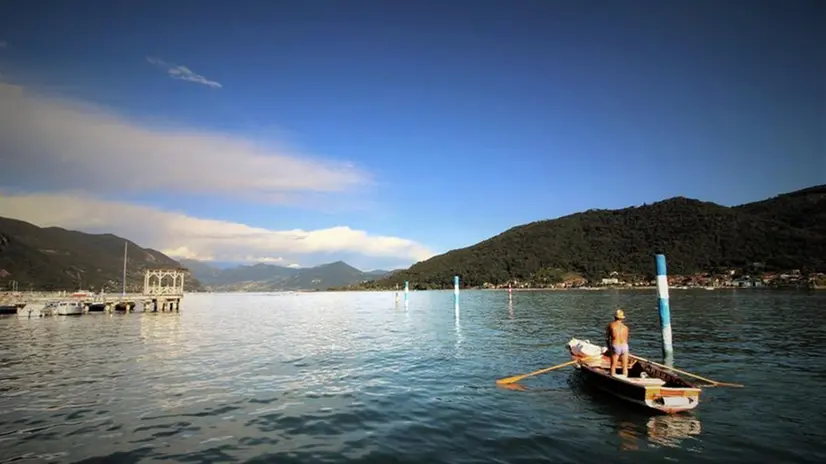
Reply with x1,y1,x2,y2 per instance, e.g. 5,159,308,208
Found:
0,0,823,271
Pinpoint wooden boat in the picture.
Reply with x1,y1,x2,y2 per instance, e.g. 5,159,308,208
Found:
566,338,701,414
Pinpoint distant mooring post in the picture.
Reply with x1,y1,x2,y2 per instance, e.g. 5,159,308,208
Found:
454,275,460,315
508,283,513,300
655,254,674,366
394,283,399,306
404,281,409,310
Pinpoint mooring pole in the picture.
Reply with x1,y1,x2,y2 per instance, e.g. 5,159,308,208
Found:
655,254,674,366
454,275,460,316
404,281,409,310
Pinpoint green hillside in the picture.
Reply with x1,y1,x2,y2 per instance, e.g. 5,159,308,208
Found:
734,184,826,237
0,217,203,292
356,184,826,289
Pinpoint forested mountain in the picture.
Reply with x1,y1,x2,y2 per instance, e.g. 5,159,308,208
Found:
354,184,826,289
733,184,826,237
180,259,392,291
0,217,202,291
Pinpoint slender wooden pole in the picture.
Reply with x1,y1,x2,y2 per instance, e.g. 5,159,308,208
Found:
631,354,744,388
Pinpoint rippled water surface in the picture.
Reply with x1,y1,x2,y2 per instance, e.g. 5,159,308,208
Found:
2,289,826,463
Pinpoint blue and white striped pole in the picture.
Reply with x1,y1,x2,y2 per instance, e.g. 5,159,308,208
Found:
404,281,409,310
655,254,674,365
454,275,460,315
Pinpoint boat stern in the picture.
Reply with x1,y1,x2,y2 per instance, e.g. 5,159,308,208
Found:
645,387,701,413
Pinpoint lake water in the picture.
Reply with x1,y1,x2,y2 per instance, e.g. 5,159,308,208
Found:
1,289,825,463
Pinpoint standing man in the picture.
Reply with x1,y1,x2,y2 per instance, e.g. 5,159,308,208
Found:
606,308,630,377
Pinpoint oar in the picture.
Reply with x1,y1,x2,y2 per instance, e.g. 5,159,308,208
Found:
497,354,605,386
496,360,579,385
630,354,744,388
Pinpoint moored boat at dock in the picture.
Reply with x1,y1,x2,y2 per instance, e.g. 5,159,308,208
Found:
50,300,84,315
566,338,701,414
17,302,51,318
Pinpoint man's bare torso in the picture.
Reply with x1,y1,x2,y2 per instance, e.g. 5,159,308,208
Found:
608,321,628,345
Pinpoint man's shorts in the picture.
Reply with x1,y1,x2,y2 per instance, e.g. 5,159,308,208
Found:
612,343,629,355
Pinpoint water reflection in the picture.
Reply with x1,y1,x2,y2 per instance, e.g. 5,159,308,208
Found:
138,313,182,353
617,421,640,451
646,414,702,448
507,296,514,319
614,414,703,451
454,306,464,357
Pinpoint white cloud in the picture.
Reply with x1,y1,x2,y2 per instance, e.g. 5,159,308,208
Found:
244,256,302,267
0,81,369,203
249,256,285,264
146,57,222,88
160,246,214,262
0,192,435,265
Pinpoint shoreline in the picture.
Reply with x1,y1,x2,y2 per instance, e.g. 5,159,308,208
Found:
5,286,819,296
325,285,817,293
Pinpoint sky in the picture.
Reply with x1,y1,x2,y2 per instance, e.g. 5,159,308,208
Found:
0,0,823,271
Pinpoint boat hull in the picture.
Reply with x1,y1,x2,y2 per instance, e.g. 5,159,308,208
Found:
575,363,700,414
56,307,84,315
52,301,84,316
567,339,701,414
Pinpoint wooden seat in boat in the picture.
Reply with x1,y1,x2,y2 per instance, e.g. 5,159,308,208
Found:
627,377,666,386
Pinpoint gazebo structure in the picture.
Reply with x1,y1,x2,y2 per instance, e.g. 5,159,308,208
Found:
143,268,186,312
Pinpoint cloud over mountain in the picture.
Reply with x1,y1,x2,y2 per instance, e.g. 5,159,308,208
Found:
0,77,428,269
0,192,435,266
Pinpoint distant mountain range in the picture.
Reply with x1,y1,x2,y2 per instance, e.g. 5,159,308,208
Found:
179,259,394,291
0,216,203,292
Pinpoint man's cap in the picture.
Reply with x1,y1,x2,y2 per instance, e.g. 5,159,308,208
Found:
615,309,625,319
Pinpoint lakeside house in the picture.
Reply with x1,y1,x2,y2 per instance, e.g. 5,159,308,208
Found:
486,267,820,290
343,267,824,291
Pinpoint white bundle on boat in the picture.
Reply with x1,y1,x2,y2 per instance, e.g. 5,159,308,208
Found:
567,338,607,358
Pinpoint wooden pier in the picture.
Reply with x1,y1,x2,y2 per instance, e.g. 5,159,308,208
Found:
3,269,187,318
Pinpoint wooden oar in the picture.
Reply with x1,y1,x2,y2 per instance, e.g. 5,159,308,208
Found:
630,354,744,388
496,360,579,385
496,355,604,386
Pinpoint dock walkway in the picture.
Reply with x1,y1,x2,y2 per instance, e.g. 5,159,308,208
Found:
1,269,186,318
